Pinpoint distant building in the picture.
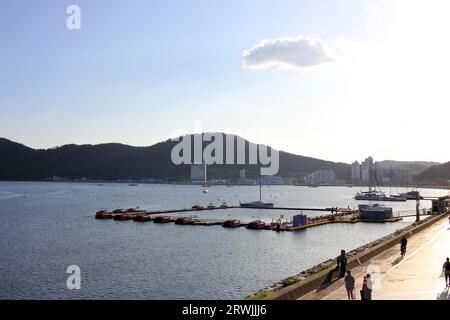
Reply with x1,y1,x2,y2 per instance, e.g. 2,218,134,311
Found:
190,163,206,182
351,161,361,181
351,156,410,185
261,175,284,185
361,156,374,183
304,169,336,185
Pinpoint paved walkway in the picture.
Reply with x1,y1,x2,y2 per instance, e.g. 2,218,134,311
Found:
301,215,450,300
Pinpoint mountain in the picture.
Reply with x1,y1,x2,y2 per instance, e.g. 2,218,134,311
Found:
376,160,439,176
414,162,450,185
0,134,351,182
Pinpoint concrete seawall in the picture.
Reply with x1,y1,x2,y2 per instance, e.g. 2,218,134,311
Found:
266,213,449,300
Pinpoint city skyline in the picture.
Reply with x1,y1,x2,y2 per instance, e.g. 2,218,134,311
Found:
1,0,450,163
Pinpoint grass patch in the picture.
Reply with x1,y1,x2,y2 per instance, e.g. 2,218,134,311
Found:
307,260,336,274
281,277,298,287
245,289,274,300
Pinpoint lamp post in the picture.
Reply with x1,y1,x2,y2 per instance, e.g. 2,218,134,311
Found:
416,192,420,222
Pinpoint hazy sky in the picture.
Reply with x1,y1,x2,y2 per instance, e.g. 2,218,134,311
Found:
1,0,449,163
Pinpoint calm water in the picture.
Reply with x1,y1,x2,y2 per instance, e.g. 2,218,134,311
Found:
0,181,448,299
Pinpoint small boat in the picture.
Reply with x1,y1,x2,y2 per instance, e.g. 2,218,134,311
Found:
382,194,407,202
207,203,215,209
220,203,228,208
112,209,124,213
113,213,141,221
153,216,172,223
192,205,204,210
95,211,113,219
133,215,154,222
175,217,194,225
128,183,138,186
203,188,208,193
246,220,267,229
400,191,423,200
223,219,241,228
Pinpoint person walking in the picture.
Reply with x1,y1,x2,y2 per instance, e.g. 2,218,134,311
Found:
337,250,348,278
443,258,450,287
400,236,408,258
344,270,355,300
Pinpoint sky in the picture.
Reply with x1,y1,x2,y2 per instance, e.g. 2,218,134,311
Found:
0,0,449,164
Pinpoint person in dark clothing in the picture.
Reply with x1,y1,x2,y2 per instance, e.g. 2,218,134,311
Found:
443,258,450,287
400,236,407,257
337,250,347,278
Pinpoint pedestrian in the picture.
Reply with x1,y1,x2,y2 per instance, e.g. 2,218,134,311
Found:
443,258,450,287
400,236,407,258
337,250,347,278
362,274,373,300
344,270,355,300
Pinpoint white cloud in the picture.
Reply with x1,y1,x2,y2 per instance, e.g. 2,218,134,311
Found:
243,35,335,70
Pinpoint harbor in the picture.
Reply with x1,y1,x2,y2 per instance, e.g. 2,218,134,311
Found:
2,181,449,300
95,203,419,231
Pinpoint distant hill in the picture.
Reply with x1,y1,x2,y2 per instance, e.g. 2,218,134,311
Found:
376,160,439,176
414,162,450,184
0,134,351,182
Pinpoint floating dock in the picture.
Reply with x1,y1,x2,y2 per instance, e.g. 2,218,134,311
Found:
95,205,403,232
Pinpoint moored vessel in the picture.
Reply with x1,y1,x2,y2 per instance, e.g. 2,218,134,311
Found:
246,220,267,229
223,219,241,228
153,215,172,223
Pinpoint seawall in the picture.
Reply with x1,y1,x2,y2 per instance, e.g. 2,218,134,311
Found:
264,212,449,300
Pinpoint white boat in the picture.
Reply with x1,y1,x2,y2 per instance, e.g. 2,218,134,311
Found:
355,166,405,202
355,190,385,201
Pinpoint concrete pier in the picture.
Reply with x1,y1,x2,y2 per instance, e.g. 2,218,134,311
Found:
264,213,449,300
301,214,450,300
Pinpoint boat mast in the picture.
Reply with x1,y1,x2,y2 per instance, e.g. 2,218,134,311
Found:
259,166,262,203
389,166,392,196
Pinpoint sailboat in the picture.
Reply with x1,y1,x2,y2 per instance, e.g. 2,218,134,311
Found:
239,174,274,208
355,166,385,200
381,167,406,202
355,165,406,201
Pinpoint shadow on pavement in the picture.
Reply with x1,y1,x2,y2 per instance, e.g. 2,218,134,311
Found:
391,256,403,266
315,268,341,292
436,287,449,300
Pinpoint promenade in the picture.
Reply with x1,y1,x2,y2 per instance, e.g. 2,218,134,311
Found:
301,215,450,300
